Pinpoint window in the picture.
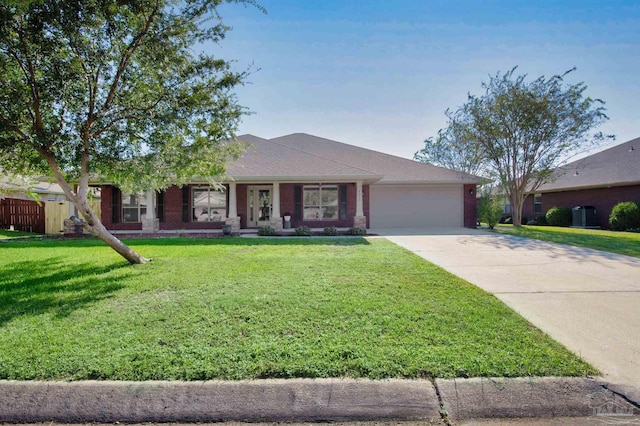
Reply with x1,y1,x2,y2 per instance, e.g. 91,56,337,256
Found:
192,187,226,222
533,193,542,214
303,185,338,220
122,192,147,223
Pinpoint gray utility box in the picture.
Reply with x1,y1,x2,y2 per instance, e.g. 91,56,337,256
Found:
572,206,597,227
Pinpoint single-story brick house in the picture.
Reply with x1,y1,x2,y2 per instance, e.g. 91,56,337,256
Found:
99,133,480,233
522,136,640,228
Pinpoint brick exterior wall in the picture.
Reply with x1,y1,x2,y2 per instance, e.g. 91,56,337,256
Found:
463,184,478,228
522,184,640,228
100,185,142,231
101,182,371,231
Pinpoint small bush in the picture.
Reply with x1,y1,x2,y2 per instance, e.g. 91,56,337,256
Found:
533,215,548,226
347,227,366,235
257,225,276,236
294,226,312,236
545,207,572,227
323,226,338,236
609,201,640,231
477,194,503,229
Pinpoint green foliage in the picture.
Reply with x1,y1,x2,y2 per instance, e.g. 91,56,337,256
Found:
477,193,503,229
430,67,612,226
0,237,596,380
323,226,338,236
545,207,572,227
0,1,260,262
415,126,486,176
609,202,640,231
533,215,548,226
257,225,276,236
347,227,366,235
294,226,312,236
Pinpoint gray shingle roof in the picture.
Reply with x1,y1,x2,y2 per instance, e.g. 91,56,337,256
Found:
537,137,640,192
227,134,382,182
268,133,479,184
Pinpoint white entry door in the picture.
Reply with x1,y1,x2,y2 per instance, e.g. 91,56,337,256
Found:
247,186,272,227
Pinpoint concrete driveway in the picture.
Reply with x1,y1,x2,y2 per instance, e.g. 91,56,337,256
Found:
377,228,640,400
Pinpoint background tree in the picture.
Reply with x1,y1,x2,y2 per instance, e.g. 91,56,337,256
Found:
0,0,260,263
414,116,487,176
428,67,613,226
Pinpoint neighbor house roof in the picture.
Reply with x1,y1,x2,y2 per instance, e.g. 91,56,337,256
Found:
267,133,479,184
536,137,640,193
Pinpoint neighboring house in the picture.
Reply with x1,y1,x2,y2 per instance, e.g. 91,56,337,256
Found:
522,137,640,228
1,175,101,234
99,133,480,233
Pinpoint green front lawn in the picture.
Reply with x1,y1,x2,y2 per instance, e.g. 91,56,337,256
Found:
493,224,640,258
0,237,595,380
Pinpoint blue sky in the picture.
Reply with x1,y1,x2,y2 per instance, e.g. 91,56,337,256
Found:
214,0,640,159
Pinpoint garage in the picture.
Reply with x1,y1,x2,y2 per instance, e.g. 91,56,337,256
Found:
369,184,463,228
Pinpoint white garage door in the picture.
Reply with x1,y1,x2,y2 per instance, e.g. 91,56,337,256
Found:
369,184,463,228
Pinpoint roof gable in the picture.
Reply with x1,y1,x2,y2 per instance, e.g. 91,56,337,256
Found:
227,134,381,181
269,133,479,184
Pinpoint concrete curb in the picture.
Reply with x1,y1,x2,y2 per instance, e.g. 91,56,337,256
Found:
0,378,440,423
437,377,639,421
0,377,638,423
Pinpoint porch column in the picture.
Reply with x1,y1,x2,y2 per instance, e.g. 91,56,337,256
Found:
225,182,240,232
354,181,367,230
142,189,159,233
270,181,283,232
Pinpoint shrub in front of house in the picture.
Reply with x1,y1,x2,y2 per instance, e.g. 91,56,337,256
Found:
294,226,312,236
609,201,640,231
347,227,366,235
533,215,548,226
257,225,276,236
323,226,338,236
477,194,502,229
545,207,572,227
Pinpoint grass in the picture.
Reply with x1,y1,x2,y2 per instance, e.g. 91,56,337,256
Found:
0,229,44,240
0,237,596,381
493,224,640,258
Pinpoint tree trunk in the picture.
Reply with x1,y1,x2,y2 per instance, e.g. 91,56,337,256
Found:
510,191,524,227
76,195,150,264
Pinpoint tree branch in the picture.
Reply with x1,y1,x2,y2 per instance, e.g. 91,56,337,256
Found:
99,0,160,116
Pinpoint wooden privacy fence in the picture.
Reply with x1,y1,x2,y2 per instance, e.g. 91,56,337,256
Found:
45,199,101,234
1,198,100,234
0,198,45,234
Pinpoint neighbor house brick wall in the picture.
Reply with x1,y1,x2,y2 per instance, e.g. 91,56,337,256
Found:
463,184,477,228
523,184,640,228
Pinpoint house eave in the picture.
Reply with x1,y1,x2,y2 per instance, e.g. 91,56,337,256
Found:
533,180,640,194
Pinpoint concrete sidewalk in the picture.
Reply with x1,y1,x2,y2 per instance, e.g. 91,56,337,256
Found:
1,377,637,423
379,228,640,403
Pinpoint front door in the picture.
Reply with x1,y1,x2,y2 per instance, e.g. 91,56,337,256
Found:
247,186,272,227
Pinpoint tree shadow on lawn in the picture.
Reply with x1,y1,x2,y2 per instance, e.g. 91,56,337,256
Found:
0,258,128,326
463,232,640,267
2,236,371,249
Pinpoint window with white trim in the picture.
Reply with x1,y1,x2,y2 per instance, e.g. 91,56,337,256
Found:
192,187,226,222
122,192,147,223
303,185,338,220
533,193,542,214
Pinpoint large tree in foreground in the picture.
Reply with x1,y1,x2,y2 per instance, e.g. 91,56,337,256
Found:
0,0,257,263
428,67,612,226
